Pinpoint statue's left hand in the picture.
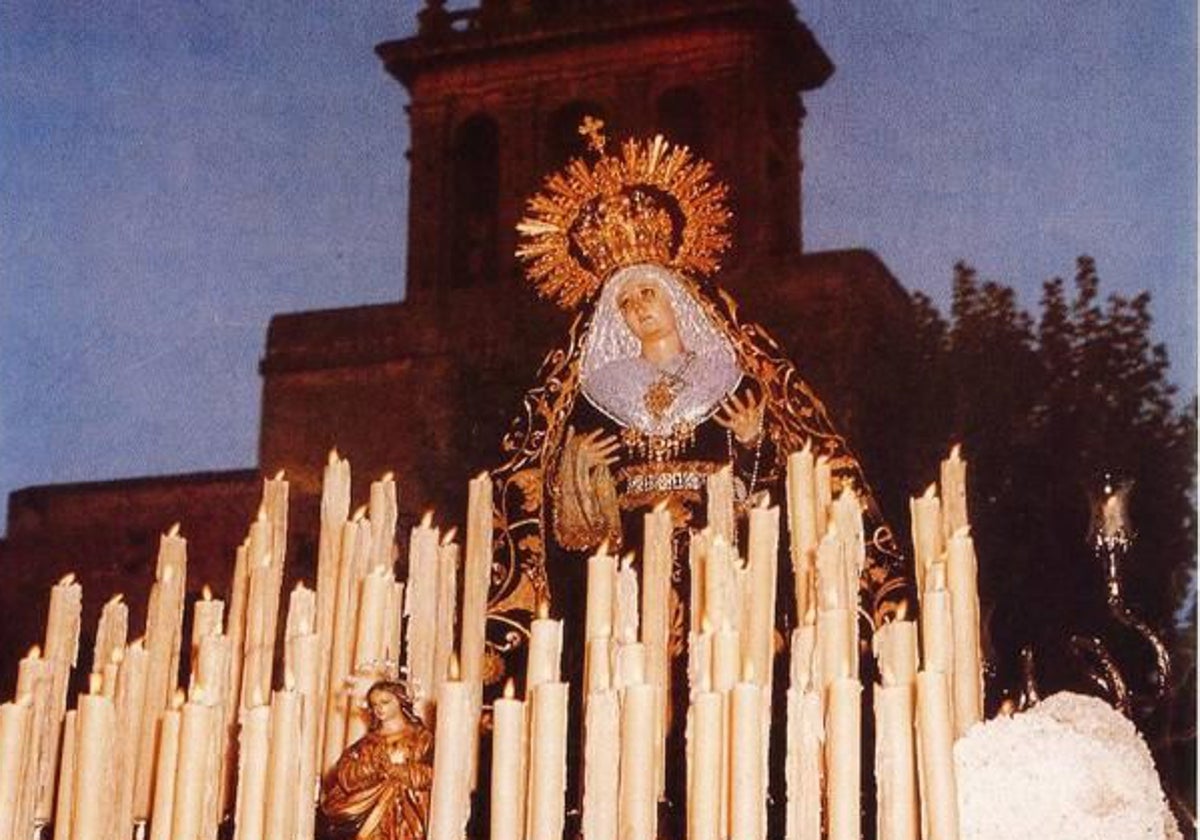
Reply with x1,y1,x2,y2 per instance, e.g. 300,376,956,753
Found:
715,390,764,445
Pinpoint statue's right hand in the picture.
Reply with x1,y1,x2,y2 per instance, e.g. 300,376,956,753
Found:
572,427,621,471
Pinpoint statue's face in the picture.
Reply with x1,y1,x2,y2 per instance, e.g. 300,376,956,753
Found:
367,688,403,725
616,277,678,344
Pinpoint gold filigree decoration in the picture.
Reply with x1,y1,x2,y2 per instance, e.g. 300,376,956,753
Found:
516,124,732,310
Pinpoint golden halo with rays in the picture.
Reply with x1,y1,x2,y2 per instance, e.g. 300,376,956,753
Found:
516,118,732,311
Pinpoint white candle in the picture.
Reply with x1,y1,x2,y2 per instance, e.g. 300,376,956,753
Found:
92,594,129,677
40,573,82,821
618,683,657,840
527,682,569,840
233,701,270,840
0,698,32,840
688,690,722,840
706,465,735,543
461,472,494,691
785,687,822,840
909,485,942,593
490,682,527,840
916,671,960,840
429,676,474,840
405,513,441,708
51,710,77,840
745,503,779,690
641,504,672,798
583,688,620,840
148,695,184,840
74,682,117,840
826,677,862,840
433,537,460,693
939,445,969,539
263,687,302,840
368,472,399,571
730,677,765,840
171,690,217,840
875,680,918,840
527,611,563,690
946,530,982,736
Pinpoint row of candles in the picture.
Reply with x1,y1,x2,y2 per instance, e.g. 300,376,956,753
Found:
469,445,983,840
0,442,981,840
0,453,495,840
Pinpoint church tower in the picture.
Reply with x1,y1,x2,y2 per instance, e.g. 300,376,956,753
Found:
376,0,833,299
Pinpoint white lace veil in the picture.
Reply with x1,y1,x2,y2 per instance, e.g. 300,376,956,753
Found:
581,264,737,380
579,264,742,431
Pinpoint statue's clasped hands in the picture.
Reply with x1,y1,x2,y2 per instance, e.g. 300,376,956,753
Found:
715,390,765,445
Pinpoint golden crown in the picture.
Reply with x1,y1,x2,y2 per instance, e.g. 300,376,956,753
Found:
516,118,732,310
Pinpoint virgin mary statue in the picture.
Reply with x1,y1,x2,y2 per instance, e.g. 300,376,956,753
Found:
483,119,912,828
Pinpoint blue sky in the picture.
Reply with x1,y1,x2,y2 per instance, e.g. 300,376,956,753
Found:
1,2,1194,515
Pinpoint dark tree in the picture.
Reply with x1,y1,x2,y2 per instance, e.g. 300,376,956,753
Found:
905,257,1196,819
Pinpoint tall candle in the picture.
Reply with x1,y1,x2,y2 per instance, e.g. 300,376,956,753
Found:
587,636,613,694
909,485,942,593
149,695,184,840
115,640,150,840
946,529,982,737
490,682,527,840
688,690,723,840
134,530,187,820
642,504,672,797
583,688,620,840
92,594,129,677
940,445,969,539
39,573,82,821
916,671,960,840
74,680,117,840
259,474,290,692
225,541,250,721
233,701,270,840
461,472,494,692
191,586,225,662
787,444,819,573
785,687,822,840
286,630,322,840
875,679,918,840
355,564,395,676
814,456,832,538
817,608,853,690
433,537,460,693
527,611,563,690
745,503,780,690
706,465,735,543
0,697,32,840
585,547,617,694
368,472,399,571
614,642,647,691
323,512,368,769
826,677,862,840
315,450,351,772
172,689,218,840
405,513,441,708
263,687,302,840
15,645,49,836
527,682,569,840
920,564,954,678
730,676,765,840
429,674,474,840
618,682,657,840
51,710,77,840
614,555,640,645
874,619,919,687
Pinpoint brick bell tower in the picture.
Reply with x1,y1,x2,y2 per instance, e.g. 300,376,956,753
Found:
376,0,834,299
